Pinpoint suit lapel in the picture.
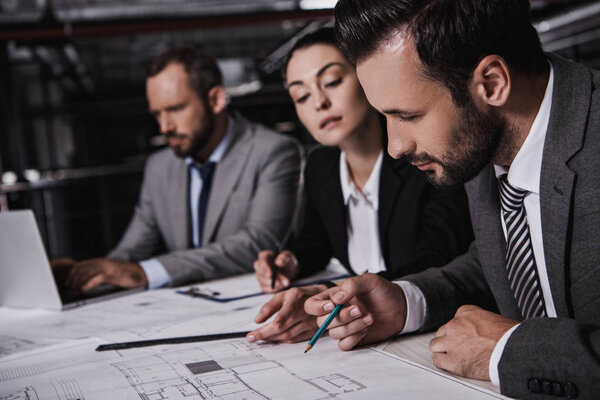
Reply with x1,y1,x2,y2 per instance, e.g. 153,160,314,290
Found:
378,154,404,249
539,54,589,317
202,114,253,245
315,149,348,267
168,158,191,249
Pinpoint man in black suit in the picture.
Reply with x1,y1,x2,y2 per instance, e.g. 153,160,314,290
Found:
305,1,600,399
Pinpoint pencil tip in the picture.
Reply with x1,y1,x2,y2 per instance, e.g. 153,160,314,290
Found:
304,345,311,353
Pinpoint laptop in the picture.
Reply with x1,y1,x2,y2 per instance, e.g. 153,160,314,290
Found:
0,209,142,310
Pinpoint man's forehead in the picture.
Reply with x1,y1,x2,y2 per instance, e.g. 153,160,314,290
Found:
355,37,415,102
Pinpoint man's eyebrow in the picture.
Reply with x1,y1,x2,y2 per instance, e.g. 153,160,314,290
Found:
381,108,420,115
286,62,345,89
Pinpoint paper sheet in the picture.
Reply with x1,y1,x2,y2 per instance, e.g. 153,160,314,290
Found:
182,259,349,302
0,335,506,400
381,333,508,397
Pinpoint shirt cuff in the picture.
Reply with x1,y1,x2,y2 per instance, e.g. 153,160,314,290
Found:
489,323,520,387
395,280,427,334
139,258,171,289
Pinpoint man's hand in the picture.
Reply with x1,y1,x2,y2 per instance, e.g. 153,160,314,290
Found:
50,257,77,285
304,273,407,351
429,305,519,380
65,258,148,292
246,285,325,344
253,250,300,293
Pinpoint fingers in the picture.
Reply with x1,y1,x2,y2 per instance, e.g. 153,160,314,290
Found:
431,351,457,375
247,318,316,344
81,273,108,292
338,329,369,351
255,288,310,329
429,335,448,354
254,293,285,323
253,250,292,293
327,311,373,341
305,275,372,317
66,260,106,292
316,304,361,329
253,251,273,291
429,332,457,374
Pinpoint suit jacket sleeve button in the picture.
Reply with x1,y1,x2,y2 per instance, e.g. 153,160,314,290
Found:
551,381,564,397
528,378,541,393
542,379,553,395
565,382,578,398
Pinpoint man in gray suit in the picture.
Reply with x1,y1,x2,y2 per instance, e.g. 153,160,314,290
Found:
65,47,300,290
305,1,599,398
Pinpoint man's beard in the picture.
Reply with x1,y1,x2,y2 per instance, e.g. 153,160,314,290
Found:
405,98,508,187
166,108,215,159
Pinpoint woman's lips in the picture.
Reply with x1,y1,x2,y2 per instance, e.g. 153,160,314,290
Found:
319,116,343,129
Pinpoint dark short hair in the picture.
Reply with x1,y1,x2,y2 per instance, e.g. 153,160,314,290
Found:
282,27,338,82
147,46,223,100
335,0,547,105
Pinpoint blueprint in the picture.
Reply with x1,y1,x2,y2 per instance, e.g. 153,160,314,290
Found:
0,335,505,400
0,279,269,344
0,335,64,359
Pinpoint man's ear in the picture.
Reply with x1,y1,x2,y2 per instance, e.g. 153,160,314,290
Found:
470,55,511,108
207,85,227,114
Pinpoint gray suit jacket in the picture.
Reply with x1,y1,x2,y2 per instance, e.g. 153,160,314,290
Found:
405,54,600,399
108,112,301,286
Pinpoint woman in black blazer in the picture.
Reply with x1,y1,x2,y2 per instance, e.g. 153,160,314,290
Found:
247,28,473,344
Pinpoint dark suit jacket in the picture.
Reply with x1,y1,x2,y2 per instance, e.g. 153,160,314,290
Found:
290,146,474,279
405,54,600,399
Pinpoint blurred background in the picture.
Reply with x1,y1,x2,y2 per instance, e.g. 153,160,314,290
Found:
1,0,599,260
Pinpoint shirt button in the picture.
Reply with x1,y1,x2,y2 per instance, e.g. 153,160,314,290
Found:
551,381,564,397
528,378,541,393
542,379,552,395
565,382,578,398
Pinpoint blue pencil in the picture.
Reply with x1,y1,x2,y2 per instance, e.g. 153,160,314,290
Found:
304,304,343,353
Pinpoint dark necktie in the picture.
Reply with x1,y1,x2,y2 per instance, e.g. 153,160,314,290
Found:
498,175,546,319
194,161,216,247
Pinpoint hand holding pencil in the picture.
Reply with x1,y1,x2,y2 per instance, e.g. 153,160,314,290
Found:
304,273,409,351
253,250,300,293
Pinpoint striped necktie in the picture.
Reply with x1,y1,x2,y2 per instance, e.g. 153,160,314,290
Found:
498,175,547,319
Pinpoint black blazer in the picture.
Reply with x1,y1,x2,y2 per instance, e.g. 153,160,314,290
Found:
290,146,474,280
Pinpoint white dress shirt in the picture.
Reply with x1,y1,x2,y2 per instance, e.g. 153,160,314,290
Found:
339,150,386,275
140,115,234,289
398,64,556,387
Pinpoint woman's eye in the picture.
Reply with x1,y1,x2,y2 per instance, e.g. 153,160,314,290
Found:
295,94,309,104
324,78,342,88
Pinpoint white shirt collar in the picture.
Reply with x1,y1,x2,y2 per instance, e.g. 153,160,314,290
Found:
186,114,234,166
340,150,383,210
493,63,554,194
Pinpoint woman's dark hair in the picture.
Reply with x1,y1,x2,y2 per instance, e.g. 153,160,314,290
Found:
147,46,223,101
335,0,547,105
282,27,339,82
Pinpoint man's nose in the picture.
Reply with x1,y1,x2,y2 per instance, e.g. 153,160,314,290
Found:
158,113,174,134
386,126,416,159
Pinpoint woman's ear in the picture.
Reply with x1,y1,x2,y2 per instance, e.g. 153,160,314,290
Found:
470,55,511,108
207,86,227,114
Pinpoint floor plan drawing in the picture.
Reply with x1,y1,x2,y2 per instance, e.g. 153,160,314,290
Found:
0,334,507,399
110,340,368,400
97,338,503,400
